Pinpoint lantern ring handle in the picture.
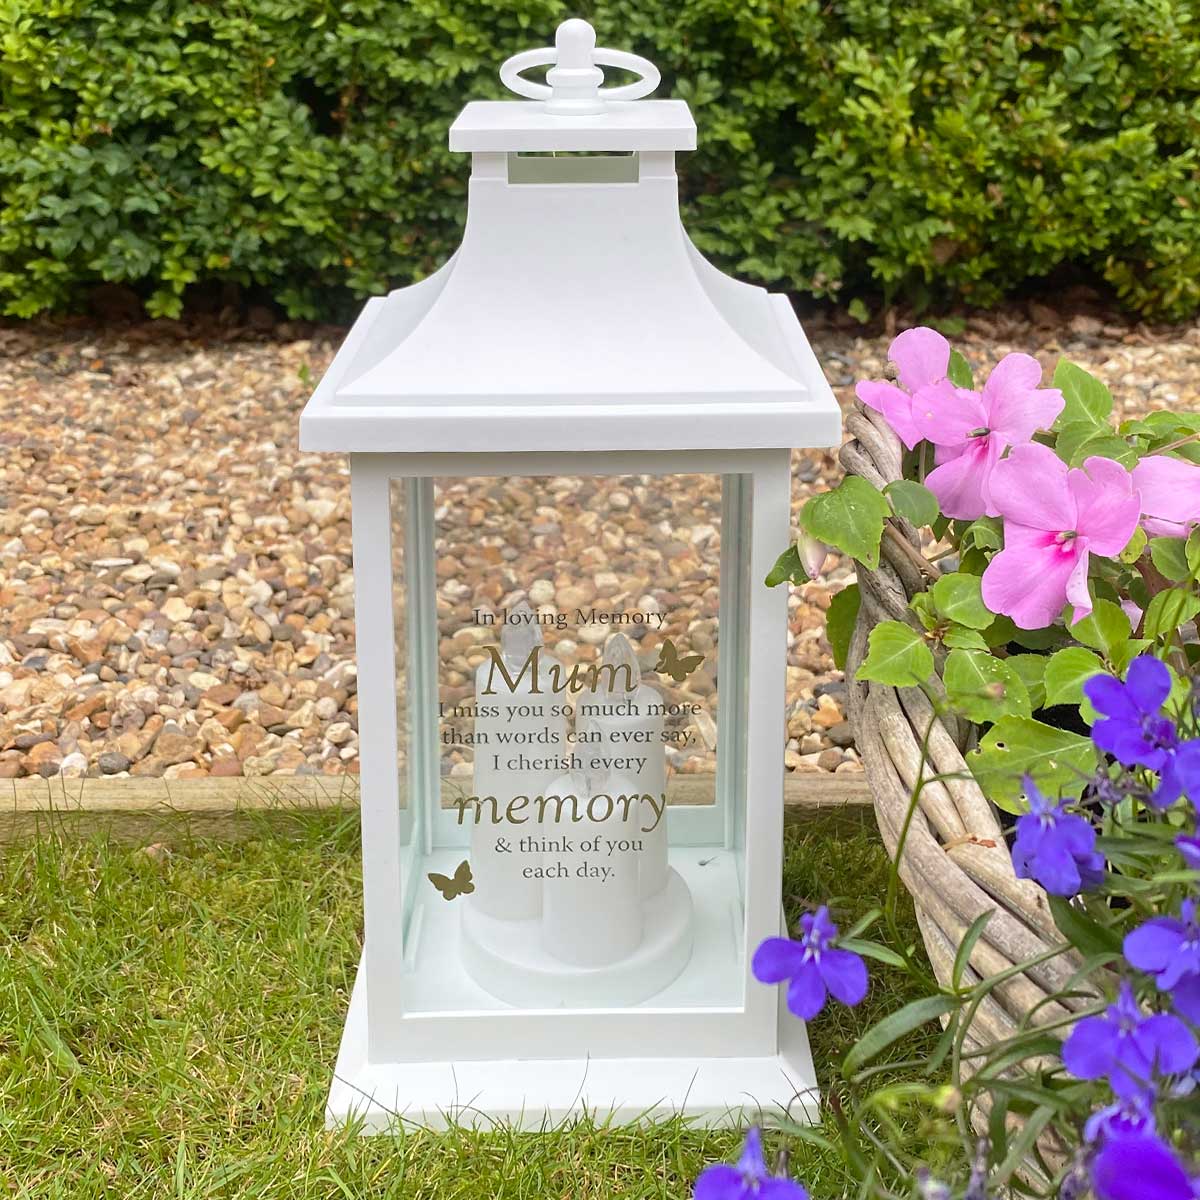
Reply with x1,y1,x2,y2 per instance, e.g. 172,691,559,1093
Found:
499,35,660,114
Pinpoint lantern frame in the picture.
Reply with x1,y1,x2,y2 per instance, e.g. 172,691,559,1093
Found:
326,447,819,1129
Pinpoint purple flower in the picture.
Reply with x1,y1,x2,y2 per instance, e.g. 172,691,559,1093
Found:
1091,1133,1200,1200
1083,1087,1157,1145
1063,981,1199,1099
694,1128,808,1200
1085,657,1178,770
752,906,868,1020
1011,777,1105,897
1125,899,1200,991
1178,835,1200,872
1153,741,1200,809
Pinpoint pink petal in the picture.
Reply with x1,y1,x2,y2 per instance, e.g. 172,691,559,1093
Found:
1143,516,1191,538
925,435,999,520
1132,454,1200,527
987,443,1074,531
981,524,1082,630
911,382,987,447
889,327,950,393
1064,540,1093,625
984,353,1064,442
1072,457,1141,556
855,380,922,450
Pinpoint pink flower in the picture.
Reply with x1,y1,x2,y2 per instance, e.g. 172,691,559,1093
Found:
913,354,1064,520
855,327,955,450
981,444,1141,629
1131,455,1200,538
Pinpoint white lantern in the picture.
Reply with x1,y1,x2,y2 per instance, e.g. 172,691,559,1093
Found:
301,18,840,1130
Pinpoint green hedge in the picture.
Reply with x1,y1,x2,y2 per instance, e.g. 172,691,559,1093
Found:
3,1,1200,322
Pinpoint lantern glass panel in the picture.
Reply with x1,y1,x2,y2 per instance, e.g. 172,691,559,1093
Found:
390,470,751,1015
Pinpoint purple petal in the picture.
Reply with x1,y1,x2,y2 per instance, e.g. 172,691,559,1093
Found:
786,966,827,1020
1124,919,1188,977
759,1180,809,1200
752,937,806,984
736,1127,766,1179
1031,838,1084,896
1092,718,1168,770
1084,674,1144,722
1135,1013,1200,1077
1171,976,1200,1024
1124,656,1172,714
817,949,869,1007
695,1164,747,1200
889,327,950,393
1170,742,1200,802
1091,1134,1197,1200
1063,1015,1121,1080
1176,835,1200,871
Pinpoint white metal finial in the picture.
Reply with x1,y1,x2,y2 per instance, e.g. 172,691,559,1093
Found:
499,18,660,115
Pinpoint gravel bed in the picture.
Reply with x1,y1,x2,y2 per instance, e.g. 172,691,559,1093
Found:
0,301,1196,780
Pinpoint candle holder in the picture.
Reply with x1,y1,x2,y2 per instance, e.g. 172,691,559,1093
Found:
301,17,840,1130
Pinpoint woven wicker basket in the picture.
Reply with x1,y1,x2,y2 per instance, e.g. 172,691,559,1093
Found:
838,399,1092,1060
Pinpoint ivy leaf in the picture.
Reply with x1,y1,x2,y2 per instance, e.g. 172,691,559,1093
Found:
1043,647,1107,707
765,544,808,587
944,649,1032,722
1052,361,1113,431
826,584,860,673
884,479,939,528
931,572,993,630
855,620,934,688
801,477,891,570
1069,599,1131,661
967,718,1098,812
947,349,973,388
1143,589,1200,639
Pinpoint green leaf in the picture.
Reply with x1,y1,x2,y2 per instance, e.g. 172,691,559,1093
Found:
800,476,891,570
1048,896,1121,958
944,649,1031,722
1052,360,1113,430
1188,527,1200,572
1007,653,1047,710
1070,599,1131,660
931,572,993,630
960,516,1003,551
947,349,973,388
884,479,939,528
1143,588,1200,639
842,995,959,1077
855,620,934,688
826,584,860,673
1120,525,1147,564
1067,438,1138,469
1043,647,1107,707
967,718,1098,812
942,625,990,650
910,592,940,632
952,911,994,988
838,937,909,969
765,544,808,587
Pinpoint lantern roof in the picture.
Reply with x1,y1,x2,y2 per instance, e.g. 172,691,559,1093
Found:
300,20,839,455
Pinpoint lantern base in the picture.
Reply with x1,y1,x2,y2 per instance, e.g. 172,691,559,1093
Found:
325,966,820,1131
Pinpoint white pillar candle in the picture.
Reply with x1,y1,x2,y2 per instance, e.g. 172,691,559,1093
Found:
468,602,568,921
539,767,643,967
577,634,669,897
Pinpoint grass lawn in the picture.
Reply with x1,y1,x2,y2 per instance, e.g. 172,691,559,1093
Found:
0,806,934,1198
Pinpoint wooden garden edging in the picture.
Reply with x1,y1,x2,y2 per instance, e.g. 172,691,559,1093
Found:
0,772,870,845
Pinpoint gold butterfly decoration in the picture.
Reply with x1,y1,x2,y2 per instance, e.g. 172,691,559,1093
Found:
428,859,474,901
654,638,705,684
